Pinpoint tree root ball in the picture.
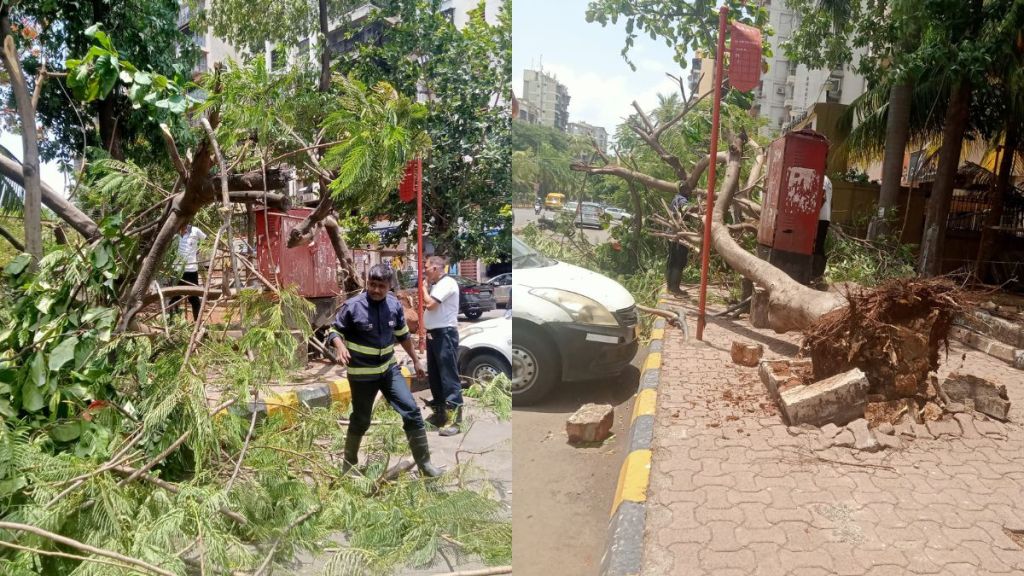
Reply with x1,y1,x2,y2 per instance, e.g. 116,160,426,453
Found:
802,279,962,400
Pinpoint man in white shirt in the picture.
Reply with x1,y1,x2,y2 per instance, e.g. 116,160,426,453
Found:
171,223,207,320
812,176,832,282
420,255,463,436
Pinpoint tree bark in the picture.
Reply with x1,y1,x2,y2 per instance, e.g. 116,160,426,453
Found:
709,135,846,332
97,96,124,160
868,81,913,240
324,215,363,293
1,7,43,263
918,80,972,276
0,154,100,239
570,163,678,194
973,118,1018,281
318,0,331,92
287,192,333,247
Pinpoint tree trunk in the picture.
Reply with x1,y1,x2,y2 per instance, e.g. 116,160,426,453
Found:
868,81,913,241
318,0,331,92
710,135,846,332
0,223,23,251
324,216,363,293
973,119,1018,282
918,80,972,276
1,7,43,263
98,96,124,160
627,181,643,269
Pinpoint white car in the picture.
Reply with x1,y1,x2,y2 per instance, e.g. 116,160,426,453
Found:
511,236,638,404
458,316,512,382
604,207,632,221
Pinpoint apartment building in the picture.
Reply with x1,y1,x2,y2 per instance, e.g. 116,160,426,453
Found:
521,68,570,131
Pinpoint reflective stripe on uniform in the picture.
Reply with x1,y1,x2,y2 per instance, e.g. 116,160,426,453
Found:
347,359,396,376
393,326,409,337
345,341,394,356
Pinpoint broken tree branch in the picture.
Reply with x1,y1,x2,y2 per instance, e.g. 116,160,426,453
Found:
0,222,24,251
160,123,189,180
569,162,678,194
0,522,176,576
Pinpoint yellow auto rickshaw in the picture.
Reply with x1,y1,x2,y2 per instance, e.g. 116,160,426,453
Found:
544,192,565,210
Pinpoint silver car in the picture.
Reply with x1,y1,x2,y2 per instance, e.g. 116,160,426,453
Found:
487,273,512,308
574,202,603,229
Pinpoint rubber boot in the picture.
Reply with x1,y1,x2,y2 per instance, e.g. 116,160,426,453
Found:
438,405,462,437
427,403,448,428
666,261,682,295
340,430,362,475
406,429,443,477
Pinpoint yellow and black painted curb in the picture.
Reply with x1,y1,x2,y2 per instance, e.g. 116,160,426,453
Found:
601,295,671,576
218,366,413,420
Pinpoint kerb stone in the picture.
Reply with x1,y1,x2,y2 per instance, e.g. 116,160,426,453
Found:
779,368,868,427
567,403,614,444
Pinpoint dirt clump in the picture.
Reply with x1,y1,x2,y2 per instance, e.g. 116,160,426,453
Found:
803,278,961,401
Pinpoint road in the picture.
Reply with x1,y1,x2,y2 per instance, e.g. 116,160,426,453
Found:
513,207,612,244
511,342,646,576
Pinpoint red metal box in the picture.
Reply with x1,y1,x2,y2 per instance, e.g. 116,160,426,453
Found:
254,208,339,298
757,130,829,255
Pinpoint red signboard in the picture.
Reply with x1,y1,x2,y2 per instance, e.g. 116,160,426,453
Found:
729,22,762,93
254,207,339,298
757,130,829,255
399,159,422,203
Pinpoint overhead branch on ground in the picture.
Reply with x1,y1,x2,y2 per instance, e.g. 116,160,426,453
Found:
0,154,100,239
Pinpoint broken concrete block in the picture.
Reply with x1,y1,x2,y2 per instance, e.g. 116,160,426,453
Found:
877,422,895,436
758,359,812,404
832,428,855,448
1015,350,1024,370
874,430,902,451
975,394,1011,421
779,368,868,427
820,423,841,439
731,341,764,367
944,373,1012,421
848,418,880,452
926,418,961,438
566,403,614,444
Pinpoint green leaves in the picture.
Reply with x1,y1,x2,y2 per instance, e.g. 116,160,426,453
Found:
65,24,195,117
4,254,31,276
49,337,79,372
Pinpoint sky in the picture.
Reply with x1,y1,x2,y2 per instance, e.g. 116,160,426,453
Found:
1,132,68,198
512,0,690,142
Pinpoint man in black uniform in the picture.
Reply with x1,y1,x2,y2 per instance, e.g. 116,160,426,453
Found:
327,264,441,477
665,190,690,295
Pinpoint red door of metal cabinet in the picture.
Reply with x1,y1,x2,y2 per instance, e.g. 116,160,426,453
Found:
254,208,339,298
757,130,829,255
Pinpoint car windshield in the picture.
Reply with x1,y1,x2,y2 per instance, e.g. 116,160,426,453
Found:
512,237,556,269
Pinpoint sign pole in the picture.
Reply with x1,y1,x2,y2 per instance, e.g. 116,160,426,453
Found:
415,159,426,352
697,6,729,341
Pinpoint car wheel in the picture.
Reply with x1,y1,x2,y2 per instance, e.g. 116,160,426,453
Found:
464,352,512,383
464,310,483,320
511,325,559,405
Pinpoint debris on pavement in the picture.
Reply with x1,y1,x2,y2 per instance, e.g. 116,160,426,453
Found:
730,341,764,366
566,403,615,444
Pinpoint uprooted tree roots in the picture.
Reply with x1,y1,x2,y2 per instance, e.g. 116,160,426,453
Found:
802,278,963,400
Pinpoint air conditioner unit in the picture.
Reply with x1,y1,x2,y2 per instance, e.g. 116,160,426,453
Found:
775,87,786,95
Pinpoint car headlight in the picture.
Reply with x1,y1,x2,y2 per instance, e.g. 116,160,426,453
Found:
459,327,484,340
529,288,619,326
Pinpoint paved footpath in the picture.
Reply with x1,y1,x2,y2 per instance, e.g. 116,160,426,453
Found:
644,310,1024,575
